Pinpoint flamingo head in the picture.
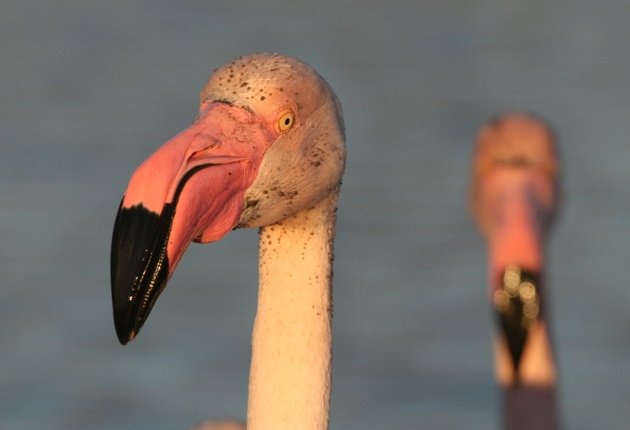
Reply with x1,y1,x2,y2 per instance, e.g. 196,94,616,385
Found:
469,113,560,378
470,113,559,242
110,53,345,344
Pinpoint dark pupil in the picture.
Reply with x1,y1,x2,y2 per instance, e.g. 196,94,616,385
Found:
284,117,291,125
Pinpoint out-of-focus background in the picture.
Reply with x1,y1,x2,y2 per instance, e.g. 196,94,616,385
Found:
2,1,629,429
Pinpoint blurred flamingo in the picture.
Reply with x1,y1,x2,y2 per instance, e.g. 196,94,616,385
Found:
470,113,562,429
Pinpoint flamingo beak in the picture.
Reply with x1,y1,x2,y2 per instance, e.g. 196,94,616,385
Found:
111,102,271,344
493,266,542,381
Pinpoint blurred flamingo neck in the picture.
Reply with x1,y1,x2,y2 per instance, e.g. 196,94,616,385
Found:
488,195,544,282
247,191,339,430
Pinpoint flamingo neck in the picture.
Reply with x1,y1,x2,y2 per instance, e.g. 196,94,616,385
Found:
247,191,338,430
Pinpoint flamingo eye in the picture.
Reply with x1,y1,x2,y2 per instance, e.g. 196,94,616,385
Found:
277,110,295,132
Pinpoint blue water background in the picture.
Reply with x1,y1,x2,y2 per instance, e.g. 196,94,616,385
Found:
2,1,630,429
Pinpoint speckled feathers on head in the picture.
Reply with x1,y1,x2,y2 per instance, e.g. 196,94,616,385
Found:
201,53,343,131
198,53,346,229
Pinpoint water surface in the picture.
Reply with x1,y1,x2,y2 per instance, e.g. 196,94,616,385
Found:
2,1,630,429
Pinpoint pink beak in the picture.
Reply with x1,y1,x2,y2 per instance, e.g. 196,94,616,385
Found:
111,102,273,344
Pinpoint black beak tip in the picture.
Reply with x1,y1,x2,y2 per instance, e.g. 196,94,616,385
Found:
110,202,173,345
115,324,134,345
112,303,137,345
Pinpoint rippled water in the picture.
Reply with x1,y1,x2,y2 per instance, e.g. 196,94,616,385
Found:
2,1,630,429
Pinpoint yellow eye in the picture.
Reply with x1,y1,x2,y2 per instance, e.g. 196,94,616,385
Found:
277,110,295,132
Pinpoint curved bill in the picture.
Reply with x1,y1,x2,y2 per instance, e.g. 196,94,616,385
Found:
111,102,271,344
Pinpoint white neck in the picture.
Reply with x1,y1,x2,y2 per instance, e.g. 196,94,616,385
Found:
247,191,338,430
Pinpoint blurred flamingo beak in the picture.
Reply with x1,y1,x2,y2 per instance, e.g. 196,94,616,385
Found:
111,102,272,344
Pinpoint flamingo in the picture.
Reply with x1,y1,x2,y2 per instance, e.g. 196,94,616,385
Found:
110,53,345,430
470,113,562,429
